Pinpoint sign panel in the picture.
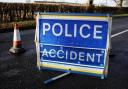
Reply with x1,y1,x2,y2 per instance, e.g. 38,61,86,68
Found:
39,19,108,49
35,13,111,78
40,44,105,67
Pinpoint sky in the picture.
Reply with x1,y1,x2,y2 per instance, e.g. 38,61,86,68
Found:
0,0,117,6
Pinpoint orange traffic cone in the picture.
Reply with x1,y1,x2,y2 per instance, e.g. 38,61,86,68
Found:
9,24,25,54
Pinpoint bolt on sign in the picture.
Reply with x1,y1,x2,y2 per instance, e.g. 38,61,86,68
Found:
35,13,112,79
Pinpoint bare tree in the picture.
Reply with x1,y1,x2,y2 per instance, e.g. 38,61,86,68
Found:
88,0,94,12
89,0,94,6
113,0,125,7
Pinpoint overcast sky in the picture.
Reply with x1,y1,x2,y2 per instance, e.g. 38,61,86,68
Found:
0,0,116,6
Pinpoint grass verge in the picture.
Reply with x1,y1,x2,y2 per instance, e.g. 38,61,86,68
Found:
113,14,128,18
1,13,128,33
0,20,36,33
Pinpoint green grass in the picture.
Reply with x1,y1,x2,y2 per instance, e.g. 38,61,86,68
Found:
0,20,36,31
113,14,128,17
1,13,128,32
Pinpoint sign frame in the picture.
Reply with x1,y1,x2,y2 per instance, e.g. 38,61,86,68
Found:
35,12,112,79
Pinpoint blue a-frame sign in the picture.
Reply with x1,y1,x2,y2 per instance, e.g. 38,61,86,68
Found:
35,12,112,79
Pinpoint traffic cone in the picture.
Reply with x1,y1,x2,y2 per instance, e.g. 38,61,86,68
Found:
9,24,25,54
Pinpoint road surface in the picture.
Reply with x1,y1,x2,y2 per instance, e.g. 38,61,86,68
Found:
0,17,128,89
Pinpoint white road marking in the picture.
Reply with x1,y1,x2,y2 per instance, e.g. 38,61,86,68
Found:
111,29,128,38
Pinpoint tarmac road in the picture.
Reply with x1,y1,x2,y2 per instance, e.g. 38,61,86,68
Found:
0,17,128,89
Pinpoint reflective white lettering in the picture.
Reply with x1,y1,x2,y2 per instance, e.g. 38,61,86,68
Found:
42,23,103,39
52,23,63,36
43,23,50,35
70,51,77,60
49,49,56,58
65,24,72,37
79,52,85,61
80,24,91,38
42,49,48,57
96,53,103,63
66,51,68,60
87,53,95,62
41,48,104,64
94,25,103,39
74,24,77,37
57,50,64,59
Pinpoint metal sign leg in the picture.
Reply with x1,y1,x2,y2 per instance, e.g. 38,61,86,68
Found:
44,71,71,84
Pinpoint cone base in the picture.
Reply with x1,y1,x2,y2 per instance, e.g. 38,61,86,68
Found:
9,47,25,54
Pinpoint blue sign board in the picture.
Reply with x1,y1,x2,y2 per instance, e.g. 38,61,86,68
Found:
36,13,111,78
39,19,108,49
40,44,105,67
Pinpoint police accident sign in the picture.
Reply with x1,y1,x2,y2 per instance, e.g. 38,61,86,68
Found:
35,13,111,77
